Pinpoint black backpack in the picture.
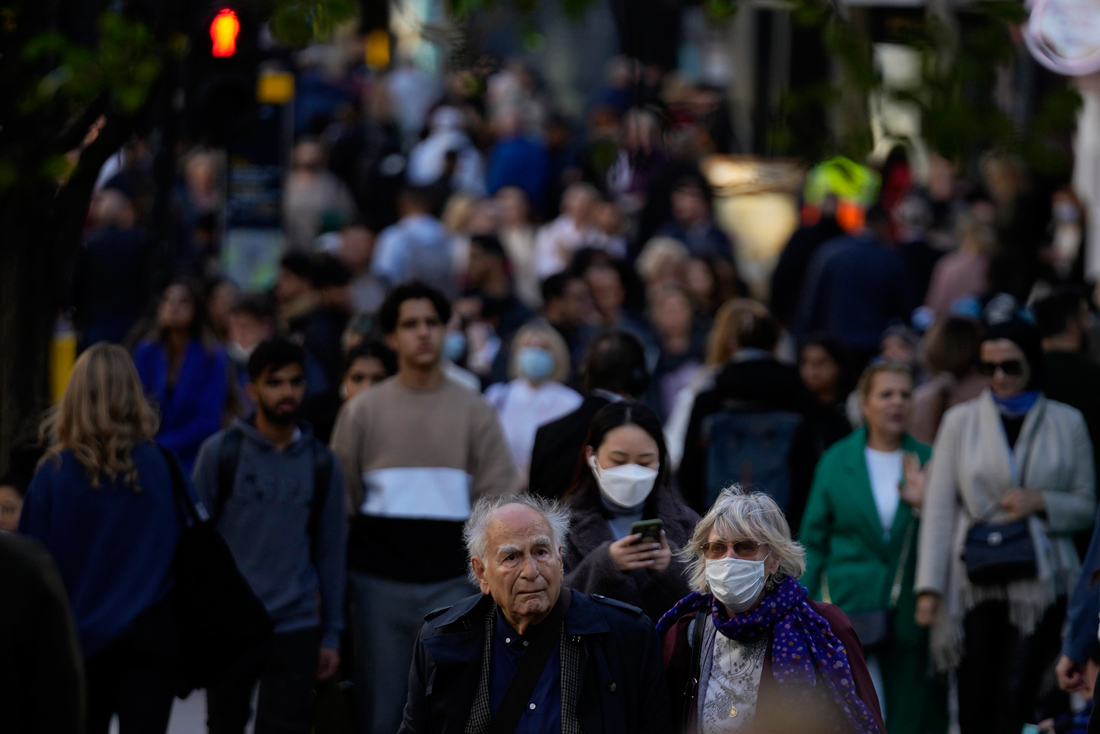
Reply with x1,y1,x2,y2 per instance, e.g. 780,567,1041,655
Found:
701,400,803,513
160,445,274,695
162,430,334,694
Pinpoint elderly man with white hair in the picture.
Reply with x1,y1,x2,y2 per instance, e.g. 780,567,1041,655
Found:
398,494,672,734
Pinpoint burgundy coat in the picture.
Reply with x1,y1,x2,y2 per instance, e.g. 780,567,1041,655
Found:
661,600,885,734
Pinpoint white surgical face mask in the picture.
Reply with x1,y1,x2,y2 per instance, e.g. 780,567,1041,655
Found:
705,554,770,613
588,456,657,509
227,341,255,365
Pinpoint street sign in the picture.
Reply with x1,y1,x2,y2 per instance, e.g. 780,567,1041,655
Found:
222,88,292,291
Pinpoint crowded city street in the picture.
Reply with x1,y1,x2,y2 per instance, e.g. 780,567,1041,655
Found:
4,0,1100,733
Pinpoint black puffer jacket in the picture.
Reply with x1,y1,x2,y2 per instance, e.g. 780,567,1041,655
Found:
677,356,835,532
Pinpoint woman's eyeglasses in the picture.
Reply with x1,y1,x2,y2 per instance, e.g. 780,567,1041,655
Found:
978,359,1024,377
701,540,765,560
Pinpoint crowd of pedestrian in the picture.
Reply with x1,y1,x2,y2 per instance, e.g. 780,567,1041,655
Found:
4,37,1100,734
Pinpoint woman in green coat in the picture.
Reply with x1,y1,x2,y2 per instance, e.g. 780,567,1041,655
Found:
801,361,948,734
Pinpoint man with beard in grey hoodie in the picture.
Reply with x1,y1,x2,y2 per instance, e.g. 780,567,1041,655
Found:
193,338,346,734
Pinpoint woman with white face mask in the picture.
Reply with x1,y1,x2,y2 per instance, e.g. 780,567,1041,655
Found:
485,324,583,483
561,402,700,624
658,487,885,734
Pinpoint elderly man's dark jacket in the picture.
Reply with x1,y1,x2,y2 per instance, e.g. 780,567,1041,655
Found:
398,589,672,734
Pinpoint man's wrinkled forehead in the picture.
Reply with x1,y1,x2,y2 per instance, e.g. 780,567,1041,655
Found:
486,504,554,554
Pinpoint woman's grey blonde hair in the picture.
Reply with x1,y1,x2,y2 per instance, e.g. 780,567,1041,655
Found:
680,485,806,593
39,343,160,491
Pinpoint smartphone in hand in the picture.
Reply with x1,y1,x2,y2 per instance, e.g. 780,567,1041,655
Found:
630,519,663,545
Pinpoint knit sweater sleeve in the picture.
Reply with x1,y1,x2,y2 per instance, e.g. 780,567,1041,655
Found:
915,406,964,596
330,397,366,515
469,399,519,498
1042,407,1096,535
17,464,54,541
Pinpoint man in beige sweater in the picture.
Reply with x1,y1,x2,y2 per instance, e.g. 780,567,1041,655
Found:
331,281,518,734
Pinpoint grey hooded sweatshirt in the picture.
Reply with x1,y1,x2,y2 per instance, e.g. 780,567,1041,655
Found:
193,418,346,649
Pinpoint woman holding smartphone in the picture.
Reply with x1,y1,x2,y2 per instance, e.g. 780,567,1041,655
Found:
562,401,699,622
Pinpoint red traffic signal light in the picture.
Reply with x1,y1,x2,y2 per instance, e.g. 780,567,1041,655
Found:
210,8,240,58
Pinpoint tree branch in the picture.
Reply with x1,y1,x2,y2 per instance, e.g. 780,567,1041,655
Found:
54,93,111,154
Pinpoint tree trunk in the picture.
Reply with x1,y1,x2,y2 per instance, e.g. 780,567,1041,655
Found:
0,116,137,474
0,184,66,472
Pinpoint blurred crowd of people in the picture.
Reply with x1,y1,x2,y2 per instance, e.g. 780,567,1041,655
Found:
4,38,1100,734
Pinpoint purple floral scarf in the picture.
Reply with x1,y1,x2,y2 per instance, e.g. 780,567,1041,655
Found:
656,577,882,734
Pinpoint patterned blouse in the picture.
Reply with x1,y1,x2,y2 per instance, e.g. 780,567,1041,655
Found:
701,632,768,733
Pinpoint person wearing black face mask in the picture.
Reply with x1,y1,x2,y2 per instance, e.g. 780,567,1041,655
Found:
561,402,698,624
914,313,1096,734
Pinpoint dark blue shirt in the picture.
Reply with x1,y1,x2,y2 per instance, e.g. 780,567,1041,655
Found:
486,136,550,209
490,608,562,734
133,338,229,473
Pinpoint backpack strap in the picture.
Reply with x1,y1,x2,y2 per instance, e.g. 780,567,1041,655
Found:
683,608,707,733
215,428,243,524
308,437,333,565
158,444,199,528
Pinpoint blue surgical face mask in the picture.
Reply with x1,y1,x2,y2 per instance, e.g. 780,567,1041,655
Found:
443,331,467,363
517,346,556,381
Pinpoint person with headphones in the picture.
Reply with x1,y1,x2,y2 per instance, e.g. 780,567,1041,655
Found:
528,329,651,500
561,401,700,624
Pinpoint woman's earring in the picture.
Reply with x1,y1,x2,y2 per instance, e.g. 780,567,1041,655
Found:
764,576,776,592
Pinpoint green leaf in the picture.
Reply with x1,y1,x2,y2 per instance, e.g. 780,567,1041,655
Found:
270,5,316,47
267,0,359,46
41,154,74,181
705,0,738,21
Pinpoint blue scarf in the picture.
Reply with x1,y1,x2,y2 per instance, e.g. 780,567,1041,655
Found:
656,577,882,734
992,390,1040,418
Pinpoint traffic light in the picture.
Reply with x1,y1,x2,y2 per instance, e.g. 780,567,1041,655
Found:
185,3,258,143
209,9,241,57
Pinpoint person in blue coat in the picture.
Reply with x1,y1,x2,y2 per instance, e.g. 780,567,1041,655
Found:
20,343,195,734
133,278,229,473
1056,506,1100,696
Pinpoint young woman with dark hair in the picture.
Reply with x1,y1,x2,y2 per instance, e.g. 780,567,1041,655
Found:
133,278,229,472
562,401,699,623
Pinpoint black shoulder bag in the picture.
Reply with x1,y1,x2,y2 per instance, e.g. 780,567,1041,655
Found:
962,408,1042,587
485,593,569,734
847,518,914,654
159,445,274,695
